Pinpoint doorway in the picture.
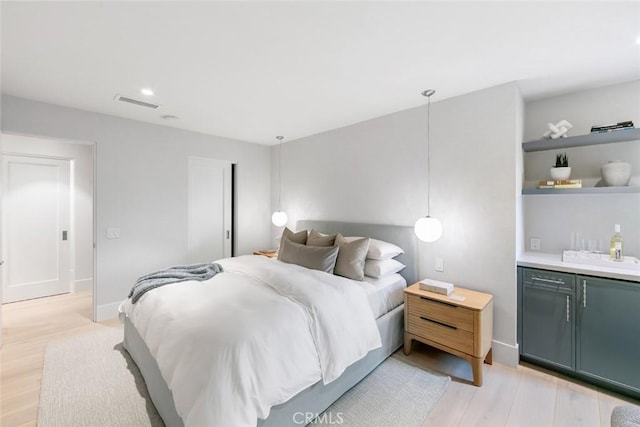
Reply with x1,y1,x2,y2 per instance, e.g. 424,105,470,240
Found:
187,156,233,263
0,134,95,327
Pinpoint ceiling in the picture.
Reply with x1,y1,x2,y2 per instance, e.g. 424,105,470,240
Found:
2,1,639,145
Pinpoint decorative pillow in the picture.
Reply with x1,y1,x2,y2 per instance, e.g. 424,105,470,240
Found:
334,234,370,281
278,227,307,253
344,237,404,260
364,259,406,279
307,229,338,247
278,238,339,274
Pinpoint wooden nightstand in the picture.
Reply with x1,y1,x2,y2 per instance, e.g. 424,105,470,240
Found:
403,282,493,386
253,250,278,259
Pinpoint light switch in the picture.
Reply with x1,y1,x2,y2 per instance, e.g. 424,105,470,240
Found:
107,227,121,239
435,257,444,272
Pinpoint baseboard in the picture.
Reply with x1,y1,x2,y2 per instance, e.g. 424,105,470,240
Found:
492,339,519,367
96,301,121,322
73,277,93,292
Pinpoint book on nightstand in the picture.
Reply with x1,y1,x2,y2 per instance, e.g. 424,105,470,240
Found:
419,278,454,295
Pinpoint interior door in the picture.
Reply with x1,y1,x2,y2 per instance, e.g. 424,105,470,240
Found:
187,157,232,263
2,155,71,303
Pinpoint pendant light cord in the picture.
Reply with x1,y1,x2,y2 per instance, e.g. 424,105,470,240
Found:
422,89,435,217
426,95,431,216
276,135,284,210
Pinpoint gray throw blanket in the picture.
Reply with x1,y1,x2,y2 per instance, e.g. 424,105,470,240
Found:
129,262,223,304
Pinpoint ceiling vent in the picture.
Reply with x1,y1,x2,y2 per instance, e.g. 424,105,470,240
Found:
114,94,159,109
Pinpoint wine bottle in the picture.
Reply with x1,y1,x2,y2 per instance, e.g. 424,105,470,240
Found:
610,224,624,262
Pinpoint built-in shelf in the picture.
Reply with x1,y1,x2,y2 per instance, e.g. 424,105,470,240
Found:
522,128,640,152
522,186,640,195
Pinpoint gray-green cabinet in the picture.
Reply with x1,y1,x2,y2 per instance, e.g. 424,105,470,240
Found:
521,269,575,370
518,267,640,398
576,275,640,395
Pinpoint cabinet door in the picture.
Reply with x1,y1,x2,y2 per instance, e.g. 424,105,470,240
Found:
522,284,575,370
517,267,523,354
577,276,640,394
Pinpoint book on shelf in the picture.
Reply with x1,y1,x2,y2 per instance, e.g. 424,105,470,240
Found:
538,179,582,189
590,121,634,133
554,183,582,189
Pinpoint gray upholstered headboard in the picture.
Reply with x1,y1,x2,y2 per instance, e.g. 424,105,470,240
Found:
296,220,418,285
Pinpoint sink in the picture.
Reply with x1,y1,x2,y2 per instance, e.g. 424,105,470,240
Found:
562,250,640,271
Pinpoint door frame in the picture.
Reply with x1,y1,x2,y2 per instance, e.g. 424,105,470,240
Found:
0,133,97,327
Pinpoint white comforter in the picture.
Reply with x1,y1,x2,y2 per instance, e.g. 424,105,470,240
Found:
119,255,382,426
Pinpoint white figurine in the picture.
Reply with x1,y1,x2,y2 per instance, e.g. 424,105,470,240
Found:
543,120,573,139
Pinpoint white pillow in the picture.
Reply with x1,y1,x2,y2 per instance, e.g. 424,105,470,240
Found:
364,259,406,278
345,237,404,260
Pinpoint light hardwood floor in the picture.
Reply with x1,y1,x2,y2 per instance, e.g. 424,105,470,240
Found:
405,341,638,427
1,291,119,427
1,291,638,427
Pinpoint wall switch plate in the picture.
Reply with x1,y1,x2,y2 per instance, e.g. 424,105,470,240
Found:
435,257,444,272
530,237,541,251
107,227,121,239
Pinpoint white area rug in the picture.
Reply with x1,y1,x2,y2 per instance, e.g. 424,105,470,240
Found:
38,326,449,427
37,326,163,427
315,355,450,427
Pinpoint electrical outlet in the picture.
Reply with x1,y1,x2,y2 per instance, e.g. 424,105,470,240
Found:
435,257,444,272
530,237,541,251
107,227,121,239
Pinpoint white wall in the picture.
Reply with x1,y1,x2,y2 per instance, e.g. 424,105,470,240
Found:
274,82,523,366
523,80,640,256
1,95,272,320
1,134,94,291
525,80,640,141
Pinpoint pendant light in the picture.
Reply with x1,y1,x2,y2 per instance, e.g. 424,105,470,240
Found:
414,89,443,242
271,136,288,227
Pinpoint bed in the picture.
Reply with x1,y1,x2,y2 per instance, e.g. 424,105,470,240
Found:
120,220,417,426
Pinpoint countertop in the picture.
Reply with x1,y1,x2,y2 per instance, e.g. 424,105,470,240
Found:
518,252,640,283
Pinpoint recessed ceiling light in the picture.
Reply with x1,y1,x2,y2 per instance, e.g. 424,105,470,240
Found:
161,114,179,120
141,88,154,96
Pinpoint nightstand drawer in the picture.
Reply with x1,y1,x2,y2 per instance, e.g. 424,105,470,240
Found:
406,293,474,332
407,313,474,354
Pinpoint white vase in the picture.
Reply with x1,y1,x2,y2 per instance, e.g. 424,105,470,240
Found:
601,161,631,186
550,166,571,181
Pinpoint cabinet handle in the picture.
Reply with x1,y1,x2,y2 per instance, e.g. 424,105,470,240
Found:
583,280,587,308
420,296,458,308
419,316,458,330
531,276,564,285
566,295,570,322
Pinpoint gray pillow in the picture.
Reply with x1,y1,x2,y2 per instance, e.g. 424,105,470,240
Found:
307,229,337,247
278,228,307,255
279,238,339,274
334,234,370,281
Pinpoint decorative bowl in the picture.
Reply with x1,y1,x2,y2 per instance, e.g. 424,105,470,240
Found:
601,161,631,186
550,166,571,181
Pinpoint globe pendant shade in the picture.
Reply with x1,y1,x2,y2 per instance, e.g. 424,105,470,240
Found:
414,216,442,242
271,210,288,227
